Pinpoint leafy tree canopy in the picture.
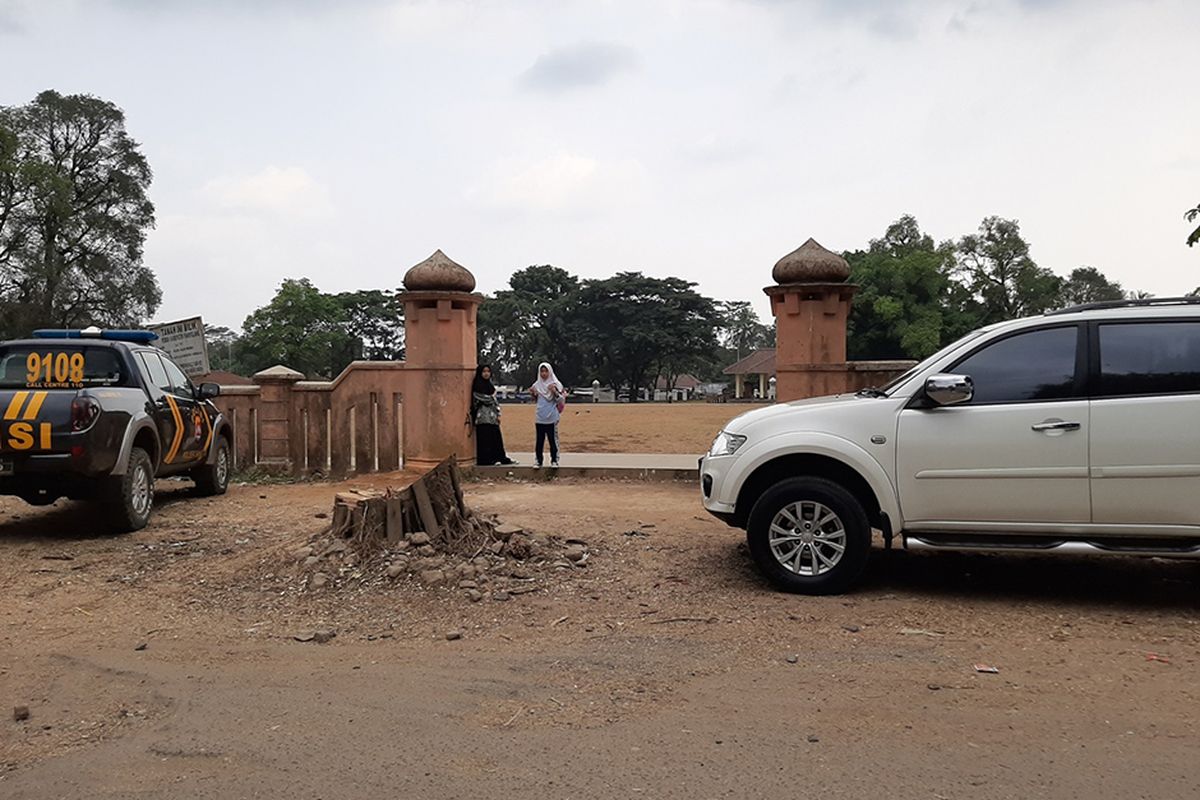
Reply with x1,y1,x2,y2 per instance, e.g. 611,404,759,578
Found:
0,90,160,337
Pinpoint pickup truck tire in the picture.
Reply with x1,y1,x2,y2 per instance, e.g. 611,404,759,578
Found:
192,438,230,496
105,446,155,532
746,477,870,595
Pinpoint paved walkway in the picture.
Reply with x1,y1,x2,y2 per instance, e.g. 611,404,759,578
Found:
475,451,701,481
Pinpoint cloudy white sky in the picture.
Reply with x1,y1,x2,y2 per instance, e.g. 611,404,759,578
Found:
1,0,1197,328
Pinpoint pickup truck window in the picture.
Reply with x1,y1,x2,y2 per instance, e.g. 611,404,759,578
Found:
1099,321,1200,396
136,352,171,394
951,326,1079,404
0,345,127,389
160,356,195,398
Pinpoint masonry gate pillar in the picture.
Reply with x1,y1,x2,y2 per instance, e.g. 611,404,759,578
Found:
765,238,858,402
398,249,483,470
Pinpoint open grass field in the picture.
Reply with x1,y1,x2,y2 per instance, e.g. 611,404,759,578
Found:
494,401,769,454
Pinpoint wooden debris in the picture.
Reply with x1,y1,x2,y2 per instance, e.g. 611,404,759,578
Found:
327,456,485,557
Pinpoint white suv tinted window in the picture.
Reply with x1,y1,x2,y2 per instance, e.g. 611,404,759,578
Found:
952,326,1079,404
1099,321,1200,396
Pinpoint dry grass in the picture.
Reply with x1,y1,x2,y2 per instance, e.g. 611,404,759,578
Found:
494,401,768,454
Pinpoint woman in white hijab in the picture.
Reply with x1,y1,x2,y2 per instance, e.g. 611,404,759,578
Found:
529,361,564,467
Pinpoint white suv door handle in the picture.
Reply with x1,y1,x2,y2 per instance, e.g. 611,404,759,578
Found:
1031,420,1081,432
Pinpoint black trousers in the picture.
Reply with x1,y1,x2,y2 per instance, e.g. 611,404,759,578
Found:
535,423,559,465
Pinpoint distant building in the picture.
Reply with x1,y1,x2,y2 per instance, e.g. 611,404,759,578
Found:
722,349,775,399
654,373,701,402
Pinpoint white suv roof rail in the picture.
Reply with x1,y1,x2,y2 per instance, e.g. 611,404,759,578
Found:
1045,296,1200,316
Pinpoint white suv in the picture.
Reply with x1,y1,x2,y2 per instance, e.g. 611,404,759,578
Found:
701,298,1200,594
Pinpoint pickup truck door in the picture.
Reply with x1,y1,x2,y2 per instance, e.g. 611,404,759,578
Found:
896,325,1091,528
135,352,198,472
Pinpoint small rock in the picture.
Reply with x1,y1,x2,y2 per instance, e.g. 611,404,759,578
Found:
493,523,523,541
259,494,267,499
785,655,799,664
393,540,412,552
324,540,348,556
492,590,511,602
506,535,534,560
488,541,505,555
807,734,819,743
927,684,942,691
509,567,534,580
292,545,314,560
134,642,147,651
386,563,406,579
304,556,320,568
842,625,862,633
312,629,337,644
310,573,329,589
467,589,483,602
408,532,431,546
445,630,463,641
293,631,315,642
419,569,446,586
416,545,438,558
13,705,30,722
564,545,586,563
458,580,478,589
315,512,329,519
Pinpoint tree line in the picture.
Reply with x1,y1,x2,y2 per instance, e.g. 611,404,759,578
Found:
3,90,1198,389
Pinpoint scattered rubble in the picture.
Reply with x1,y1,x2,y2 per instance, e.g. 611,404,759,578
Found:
284,457,593,603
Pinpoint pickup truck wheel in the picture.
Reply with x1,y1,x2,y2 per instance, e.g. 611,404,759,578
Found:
192,438,230,496
746,477,870,595
105,447,155,532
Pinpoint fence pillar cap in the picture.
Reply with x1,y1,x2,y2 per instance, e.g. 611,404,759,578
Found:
253,365,305,383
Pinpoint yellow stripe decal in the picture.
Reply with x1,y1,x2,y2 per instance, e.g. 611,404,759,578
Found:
164,395,184,464
22,391,47,420
200,409,213,459
4,391,28,420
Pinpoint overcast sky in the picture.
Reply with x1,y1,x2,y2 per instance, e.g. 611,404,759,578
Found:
1,0,1197,328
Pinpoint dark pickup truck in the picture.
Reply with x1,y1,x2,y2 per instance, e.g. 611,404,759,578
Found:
0,328,232,531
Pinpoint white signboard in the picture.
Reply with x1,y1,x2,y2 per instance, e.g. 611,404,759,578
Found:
149,316,211,377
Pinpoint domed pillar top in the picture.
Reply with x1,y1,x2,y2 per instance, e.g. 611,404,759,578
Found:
401,249,478,294
763,237,858,402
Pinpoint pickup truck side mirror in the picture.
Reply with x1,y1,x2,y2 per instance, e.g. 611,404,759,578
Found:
197,382,221,400
924,373,973,406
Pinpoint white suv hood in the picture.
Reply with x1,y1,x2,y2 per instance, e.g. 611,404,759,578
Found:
722,394,865,435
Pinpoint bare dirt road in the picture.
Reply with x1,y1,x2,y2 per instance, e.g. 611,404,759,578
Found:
2,475,1198,799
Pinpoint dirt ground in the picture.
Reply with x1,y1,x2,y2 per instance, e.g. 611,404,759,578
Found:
496,401,762,453
1,474,1198,799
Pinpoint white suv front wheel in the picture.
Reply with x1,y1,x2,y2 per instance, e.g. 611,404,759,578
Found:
746,477,871,595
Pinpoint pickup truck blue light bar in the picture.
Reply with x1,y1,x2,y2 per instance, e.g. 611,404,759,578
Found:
32,328,159,344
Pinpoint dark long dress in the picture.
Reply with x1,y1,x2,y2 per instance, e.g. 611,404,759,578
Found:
473,392,513,466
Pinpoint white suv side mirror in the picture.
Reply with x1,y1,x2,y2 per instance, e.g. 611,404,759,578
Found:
924,373,974,406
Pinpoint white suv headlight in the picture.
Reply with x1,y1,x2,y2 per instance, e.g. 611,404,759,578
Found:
709,431,747,457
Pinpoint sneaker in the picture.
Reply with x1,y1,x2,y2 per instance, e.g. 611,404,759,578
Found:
535,462,543,468
551,460,559,468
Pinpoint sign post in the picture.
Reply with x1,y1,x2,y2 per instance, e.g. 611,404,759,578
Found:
148,316,211,377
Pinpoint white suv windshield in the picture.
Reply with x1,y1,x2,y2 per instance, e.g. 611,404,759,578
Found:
881,327,994,395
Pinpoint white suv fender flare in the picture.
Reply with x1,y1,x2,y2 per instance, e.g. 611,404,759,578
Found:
726,432,903,528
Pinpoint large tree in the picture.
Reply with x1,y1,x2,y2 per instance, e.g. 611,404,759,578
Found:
845,215,966,360
227,281,403,378
0,90,160,337
477,265,584,385
717,300,773,361
953,216,1062,323
573,272,719,400
1057,266,1124,306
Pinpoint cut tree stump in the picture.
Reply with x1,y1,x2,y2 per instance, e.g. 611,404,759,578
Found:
328,456,485,556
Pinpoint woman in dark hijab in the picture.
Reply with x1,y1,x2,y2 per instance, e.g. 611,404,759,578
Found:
471,364,516,466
